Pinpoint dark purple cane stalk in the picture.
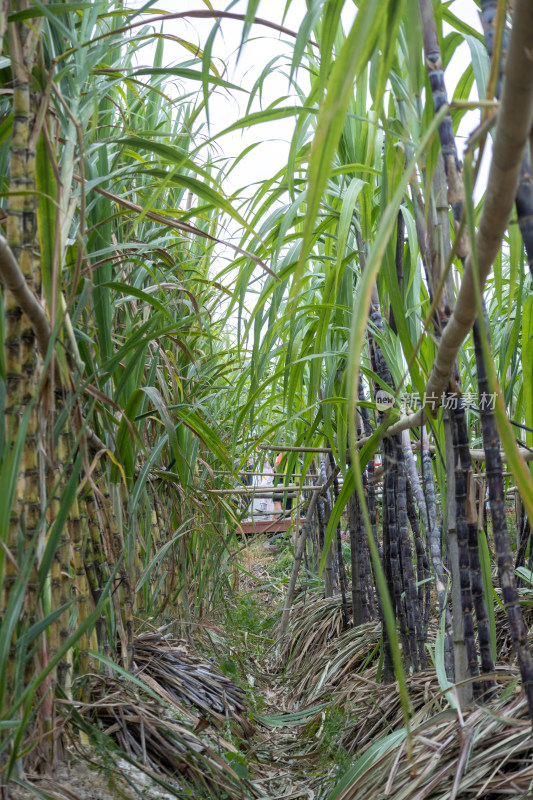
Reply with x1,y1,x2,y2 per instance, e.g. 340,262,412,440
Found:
384,438,412,667
396,440,426,669
418,0,470,261
515,515,531,584
474,318,533,720
381,442,395,684
418,0,479,666
419,0,523,694
367,309,400,679
357,381,377,617
350,415,370,624
370,305,412,663
450,403,482,696
421,429,439,535
349,493,363,626
479,0,533,713
317,461,327,589
317,495,326,551
307,459,321,573
406,476,431,629
360,467,376,620
420,428,454,678
419,0,502,680
330,452,350,627
402,430,435,624
389,209,405,335
359,377,380,560
370,300,427,670
320,457,337,596
452,394,496,696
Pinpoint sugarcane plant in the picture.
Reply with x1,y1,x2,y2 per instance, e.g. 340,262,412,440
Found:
0,0,270,779
232,0,533,728
4,0,533,791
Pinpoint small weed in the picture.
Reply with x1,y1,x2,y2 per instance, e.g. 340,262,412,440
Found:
225,593,275,641
269,546,294,578
314,704,355,774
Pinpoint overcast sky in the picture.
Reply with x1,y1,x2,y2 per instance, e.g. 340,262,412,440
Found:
127,0,488,320
131,1,486,199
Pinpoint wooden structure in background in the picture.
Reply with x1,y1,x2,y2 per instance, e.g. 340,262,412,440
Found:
237,517,304,535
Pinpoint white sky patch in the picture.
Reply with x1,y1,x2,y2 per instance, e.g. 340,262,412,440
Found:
127,0,486,204
125,0,488,317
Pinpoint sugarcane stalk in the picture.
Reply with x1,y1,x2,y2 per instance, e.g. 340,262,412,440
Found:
358,377,380,561
49,429,73,692
349,493,363,626
367,297,408,676
444,410,467,696
480,0,533,282
317,494,326,555
389,209,405,335
402,430,432,626
419,0,500,694
20,182,40,691
389,0,533,429
69,493,94,680
380,444,395,684
387,0,533,440
450,402,482,698
359,467,375,620
396,440,425,670
405,475,431,631
329,452,349,627
97,484,133,669
474,317,533,719
384,438,411,667
420,427,454,677
153,495,173,601
2,21,32,699
82,489,107,652
480,0,533,616
319,457,334,597
453,392,496,694
418,0,470,262
515,515,531,581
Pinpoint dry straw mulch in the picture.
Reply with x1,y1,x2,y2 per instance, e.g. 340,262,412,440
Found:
85,677,252,798
332,692,533,800
274,595,381,680
134,631,254,737
495,588,533,662
327,665,519,755
64,631,257,798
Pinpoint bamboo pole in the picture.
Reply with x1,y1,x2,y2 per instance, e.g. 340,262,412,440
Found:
259,444,336,454
257,438,533,462
202,483,343,496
